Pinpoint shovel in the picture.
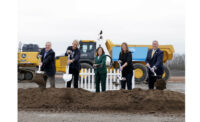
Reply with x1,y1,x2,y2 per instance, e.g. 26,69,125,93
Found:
36,55,44,74
147,65,166,90
147,65,157,76
63,55,72,84
113,63,126,86
34,55,46,88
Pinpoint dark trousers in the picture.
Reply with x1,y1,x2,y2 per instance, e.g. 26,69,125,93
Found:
121,72,133,90
148,72,162,89
67,68,79,88
95,72,107,92
148,75,157,89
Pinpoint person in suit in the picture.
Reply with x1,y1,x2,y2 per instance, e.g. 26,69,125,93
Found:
118,42,134,90
39,42,56,88
145,40,164,89
93,47,107,92
65,40,81,88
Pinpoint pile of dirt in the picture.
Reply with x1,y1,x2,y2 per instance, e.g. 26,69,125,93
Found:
18,88,185,113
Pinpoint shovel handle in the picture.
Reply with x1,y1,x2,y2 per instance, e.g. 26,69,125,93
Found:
38,55,41,71
118,62,122,72
66,54,71,74
147,65,157,76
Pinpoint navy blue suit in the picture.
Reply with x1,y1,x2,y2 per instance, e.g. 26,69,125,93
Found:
145,48,164,89
65,46,81,88
40,48,56,76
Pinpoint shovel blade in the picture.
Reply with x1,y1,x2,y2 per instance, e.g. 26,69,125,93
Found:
32,73,47,88
63,74,72,82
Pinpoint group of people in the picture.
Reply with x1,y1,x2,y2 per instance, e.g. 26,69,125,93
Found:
39,40,164,92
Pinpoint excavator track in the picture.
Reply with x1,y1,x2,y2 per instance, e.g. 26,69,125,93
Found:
18,67,47,88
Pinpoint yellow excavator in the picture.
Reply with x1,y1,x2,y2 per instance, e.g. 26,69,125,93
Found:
18,40,174,86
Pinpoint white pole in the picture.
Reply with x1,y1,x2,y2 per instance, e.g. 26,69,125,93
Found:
92,69,95,92
81,69,83,88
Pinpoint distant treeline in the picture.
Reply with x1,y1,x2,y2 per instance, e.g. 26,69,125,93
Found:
166,54,185,71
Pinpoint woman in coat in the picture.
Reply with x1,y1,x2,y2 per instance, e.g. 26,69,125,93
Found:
93,47,107,92
118,42,134,90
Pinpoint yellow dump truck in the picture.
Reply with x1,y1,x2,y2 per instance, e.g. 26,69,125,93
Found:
105,40,174,82
18,40,174,83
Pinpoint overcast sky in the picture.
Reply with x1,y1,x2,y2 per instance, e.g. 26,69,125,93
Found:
19,0,185,55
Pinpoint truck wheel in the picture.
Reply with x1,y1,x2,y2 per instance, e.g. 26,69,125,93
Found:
162,65,170,81
81,63,93,69
133,63,148,83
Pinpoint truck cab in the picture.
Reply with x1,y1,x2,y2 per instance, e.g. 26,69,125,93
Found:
79,40,96,68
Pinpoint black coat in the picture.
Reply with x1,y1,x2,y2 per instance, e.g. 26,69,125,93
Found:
145,48,164,76
65,46,81,72
40,48,56,76
119,51,134,75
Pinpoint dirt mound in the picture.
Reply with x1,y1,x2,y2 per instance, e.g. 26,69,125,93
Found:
18,88,185,113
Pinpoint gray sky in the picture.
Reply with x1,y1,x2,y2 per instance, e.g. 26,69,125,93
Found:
19,0,184,56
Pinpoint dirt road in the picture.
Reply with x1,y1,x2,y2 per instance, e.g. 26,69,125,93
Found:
18,111,184,122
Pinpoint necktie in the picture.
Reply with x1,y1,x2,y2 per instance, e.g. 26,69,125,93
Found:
151,50,155,58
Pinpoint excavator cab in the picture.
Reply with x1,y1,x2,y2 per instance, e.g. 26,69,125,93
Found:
79,40,96,68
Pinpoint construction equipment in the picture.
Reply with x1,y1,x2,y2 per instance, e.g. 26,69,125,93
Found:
52,39,174,83
18,44,46,88
18,38,174,84
105,39,174,83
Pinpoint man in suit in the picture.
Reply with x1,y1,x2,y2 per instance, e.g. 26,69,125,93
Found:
39,42,56,88
65,40,81,88
145,40,164,89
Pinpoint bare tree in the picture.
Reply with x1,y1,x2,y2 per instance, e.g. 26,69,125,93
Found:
166,54,185,71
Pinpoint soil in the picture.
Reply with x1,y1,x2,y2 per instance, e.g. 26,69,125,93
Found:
18,88,185,114
155,79,166,90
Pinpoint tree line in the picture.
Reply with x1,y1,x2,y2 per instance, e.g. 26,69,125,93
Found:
166,54,185,71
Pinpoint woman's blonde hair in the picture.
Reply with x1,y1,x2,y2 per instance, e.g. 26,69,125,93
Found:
121,42,129,54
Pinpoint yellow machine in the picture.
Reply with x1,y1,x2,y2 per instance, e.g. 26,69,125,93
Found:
18,40,174,84
18,44,40,81
105,40,174,82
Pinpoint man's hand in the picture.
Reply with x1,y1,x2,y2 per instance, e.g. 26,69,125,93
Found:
146,63,150,67
68,60,73,64
118,60,121,64
67,50,71,54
